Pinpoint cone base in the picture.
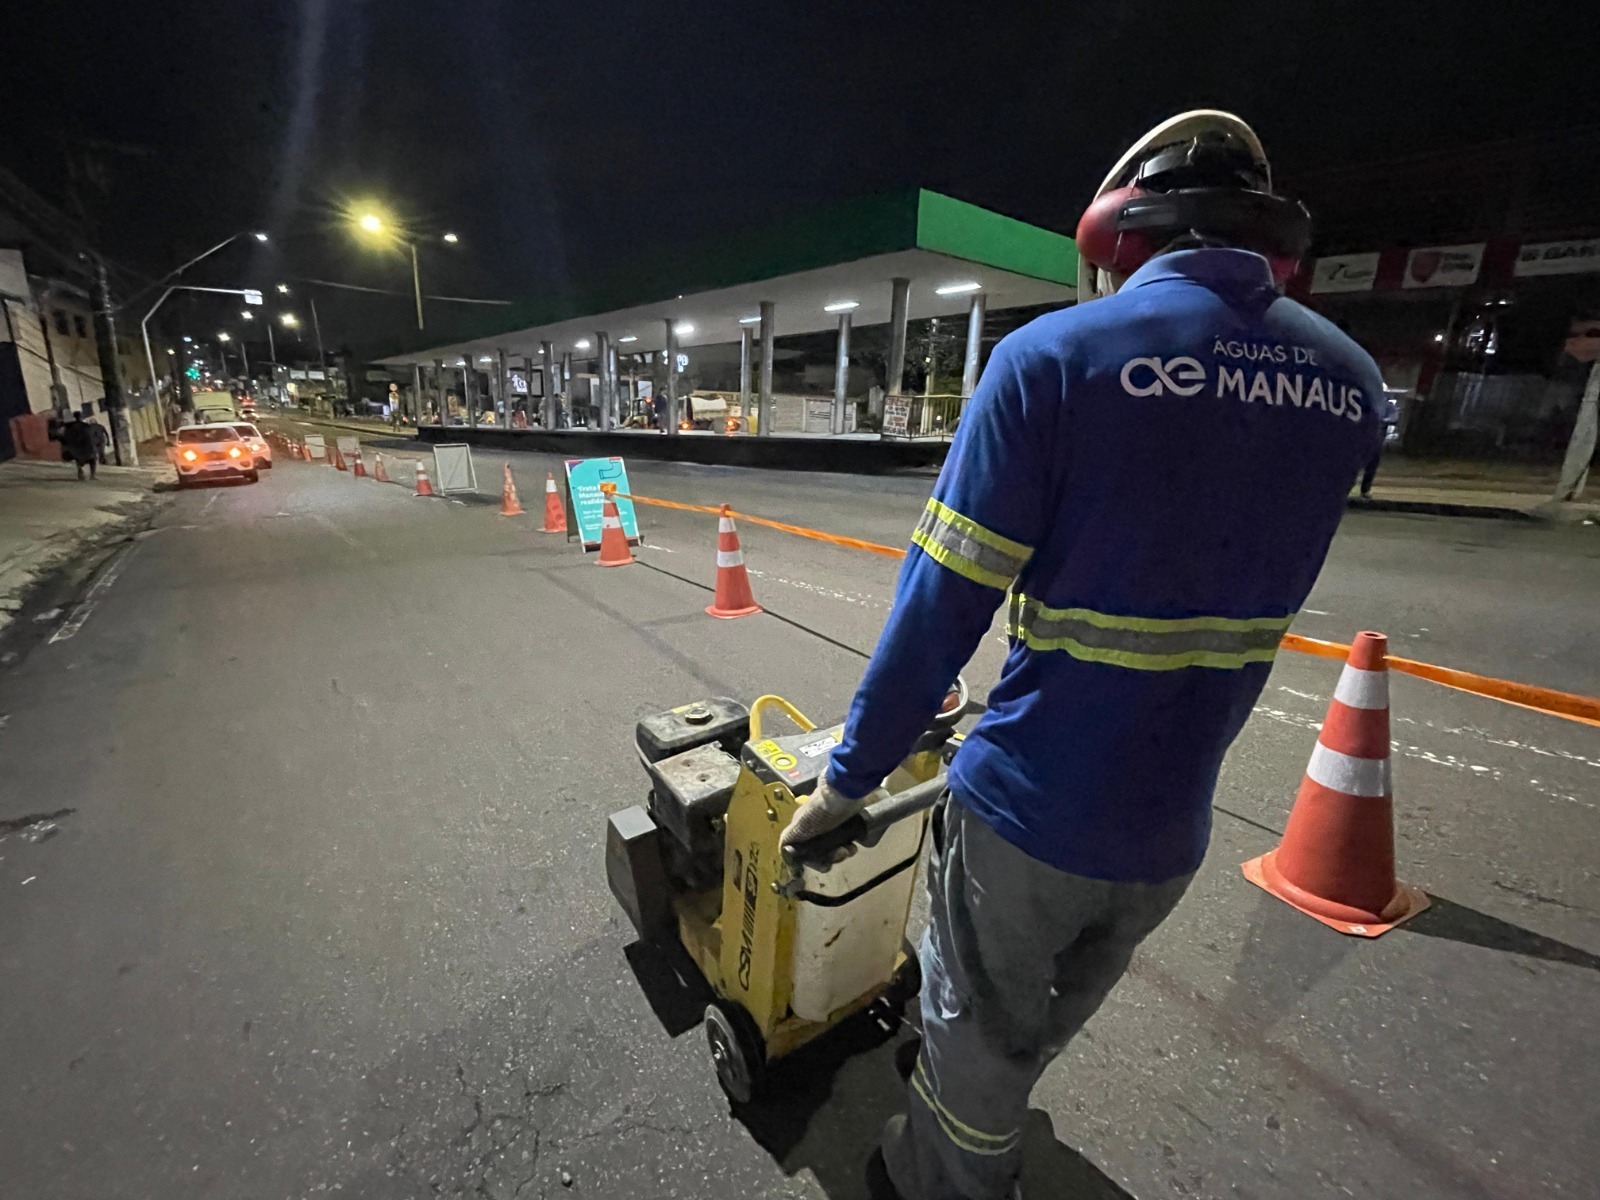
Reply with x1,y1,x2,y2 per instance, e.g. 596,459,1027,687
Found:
1243,851,1429,937
500,507,525,517
597,555,635,567
706,603,762,619
540,526,567,534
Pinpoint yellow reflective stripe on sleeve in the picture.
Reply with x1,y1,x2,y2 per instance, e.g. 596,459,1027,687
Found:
911,498,1032,591
911,1059,1020,1156
924,498,1032,561
1007,593,1295,671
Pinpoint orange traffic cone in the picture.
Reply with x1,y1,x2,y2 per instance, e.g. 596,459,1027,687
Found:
373,454,392,483
541,473,566,534
351,449,368,477
332,445,347,471
414,461,436,497
499,463,524,516
301,442,311,462
595,485,634,567
1243,631,1428,936
705,505,761,619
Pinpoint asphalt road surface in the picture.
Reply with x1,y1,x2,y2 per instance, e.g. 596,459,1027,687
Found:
2,445,1597,1200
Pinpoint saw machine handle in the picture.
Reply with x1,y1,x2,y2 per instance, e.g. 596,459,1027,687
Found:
783,775,948,870
748,695,816,741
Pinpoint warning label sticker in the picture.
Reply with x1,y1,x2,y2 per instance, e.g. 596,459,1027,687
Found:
798,735,839,759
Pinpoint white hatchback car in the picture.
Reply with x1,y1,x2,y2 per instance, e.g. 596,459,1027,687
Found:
230,422,273,469
171,424,258,486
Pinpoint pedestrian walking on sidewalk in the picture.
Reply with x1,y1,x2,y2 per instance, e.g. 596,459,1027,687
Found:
90,416,111,466
1360,388,1401,497
60,412,99,481
782,111,1385,1200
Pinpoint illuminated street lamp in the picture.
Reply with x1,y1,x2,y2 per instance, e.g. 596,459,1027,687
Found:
350,203,459,330
280,312,300,328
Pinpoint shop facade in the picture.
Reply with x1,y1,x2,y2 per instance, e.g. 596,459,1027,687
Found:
1298,237,1600,463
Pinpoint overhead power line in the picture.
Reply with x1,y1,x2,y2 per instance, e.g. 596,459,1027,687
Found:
296,277,511,305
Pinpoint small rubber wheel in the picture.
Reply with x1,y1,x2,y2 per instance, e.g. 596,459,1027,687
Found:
705,1001,764,1104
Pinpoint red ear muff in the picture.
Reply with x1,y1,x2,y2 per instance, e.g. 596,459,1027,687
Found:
1077,184,1312,284
1266,254,1301,287
1075,186,1162,274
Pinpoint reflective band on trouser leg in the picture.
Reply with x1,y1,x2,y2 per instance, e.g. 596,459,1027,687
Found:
1007,593,1295,671
1305,742,1391,797
910,498,1032,590
910,1059,1020,1158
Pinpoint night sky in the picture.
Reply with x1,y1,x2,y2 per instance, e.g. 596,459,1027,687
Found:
8,1,1593,360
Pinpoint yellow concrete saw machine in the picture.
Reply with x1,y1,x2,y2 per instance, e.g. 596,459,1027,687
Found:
606,682,970,1102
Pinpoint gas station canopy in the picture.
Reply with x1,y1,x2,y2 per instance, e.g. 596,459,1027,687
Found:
380,189,1078,366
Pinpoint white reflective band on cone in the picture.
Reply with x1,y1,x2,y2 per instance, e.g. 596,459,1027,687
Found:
1334,664,1389,710
719,517,736,533
717,550,743,568
1306,743,1391,797
546,479,557,491
602,516,621,529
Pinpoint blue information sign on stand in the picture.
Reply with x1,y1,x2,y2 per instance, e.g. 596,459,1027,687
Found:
564,457,640,550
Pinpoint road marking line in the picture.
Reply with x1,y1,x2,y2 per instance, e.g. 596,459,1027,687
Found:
50,543,137,644
1253,705,1595,811
744,567,885,609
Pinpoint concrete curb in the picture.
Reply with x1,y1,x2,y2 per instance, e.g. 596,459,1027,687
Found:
414,425,949,474
1348,496,1541,522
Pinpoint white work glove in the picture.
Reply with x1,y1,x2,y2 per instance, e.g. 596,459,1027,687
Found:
780,776,868,856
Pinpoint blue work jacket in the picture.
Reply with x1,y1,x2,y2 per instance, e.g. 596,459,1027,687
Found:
829,249,1384,882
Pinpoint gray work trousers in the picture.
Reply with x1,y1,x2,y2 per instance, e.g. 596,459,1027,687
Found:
884,798,1194,1200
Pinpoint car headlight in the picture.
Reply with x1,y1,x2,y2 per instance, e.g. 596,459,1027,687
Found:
182,449,198,462
229,447,242,458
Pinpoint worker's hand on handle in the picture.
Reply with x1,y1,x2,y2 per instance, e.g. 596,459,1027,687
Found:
780,775,870,858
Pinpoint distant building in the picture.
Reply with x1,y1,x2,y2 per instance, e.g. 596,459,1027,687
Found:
1,245,166,460
1286,129,1600,462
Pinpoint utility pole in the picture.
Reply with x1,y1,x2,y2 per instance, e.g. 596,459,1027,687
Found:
309,296,330,403
409,242,424,330
90,257,132,465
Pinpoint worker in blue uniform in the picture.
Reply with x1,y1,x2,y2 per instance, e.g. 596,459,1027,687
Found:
780,111,1385,1200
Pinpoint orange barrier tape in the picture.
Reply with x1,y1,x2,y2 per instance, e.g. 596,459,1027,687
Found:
615,492,907,560
1283,633,1600,728
620,491,1600,729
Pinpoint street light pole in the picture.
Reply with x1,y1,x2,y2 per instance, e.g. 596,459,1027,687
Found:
142,283,268,430
309,296,329,394
409,241,424,330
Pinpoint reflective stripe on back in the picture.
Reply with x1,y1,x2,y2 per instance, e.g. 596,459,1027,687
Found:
1007,593,1294,671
